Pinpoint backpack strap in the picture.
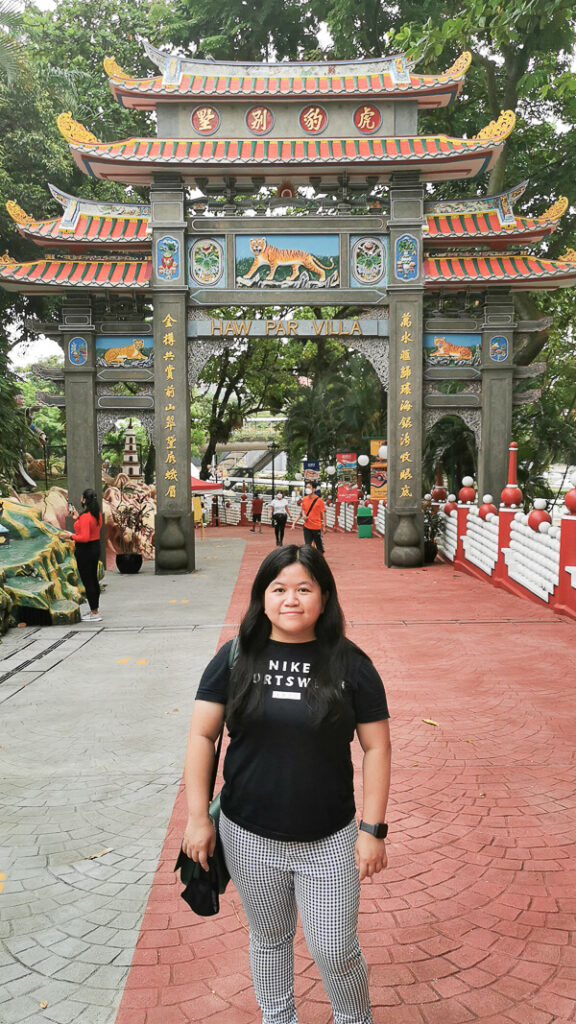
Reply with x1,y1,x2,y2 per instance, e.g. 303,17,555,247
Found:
210,636,239,799
228,635,240,669
303,495,320,524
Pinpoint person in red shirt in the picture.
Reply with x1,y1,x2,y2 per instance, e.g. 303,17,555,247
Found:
62,488,103,622
292,482,326,553
250,494,264,533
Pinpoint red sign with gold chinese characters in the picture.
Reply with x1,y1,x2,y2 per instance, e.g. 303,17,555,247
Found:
299,105,328,134
191,106,220,135
353,104,382,134
246,106,274,135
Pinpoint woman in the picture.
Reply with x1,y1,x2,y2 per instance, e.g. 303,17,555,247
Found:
183,545,391,1024
63,489,103,622
268,490,290,546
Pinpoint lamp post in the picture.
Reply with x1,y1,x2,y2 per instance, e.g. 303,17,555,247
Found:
326,463,336,501
269,441,280,497
358,453,370,497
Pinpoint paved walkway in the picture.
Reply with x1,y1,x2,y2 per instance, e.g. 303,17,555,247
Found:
1,527,576,1024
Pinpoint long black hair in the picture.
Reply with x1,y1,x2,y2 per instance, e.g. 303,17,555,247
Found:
226,545,362,727
82,488,100,522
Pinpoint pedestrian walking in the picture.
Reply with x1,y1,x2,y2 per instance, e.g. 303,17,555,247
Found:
268,490,290,545
250,493,264,533
291,482,326,552
182,544,391,1024
61,488,103,622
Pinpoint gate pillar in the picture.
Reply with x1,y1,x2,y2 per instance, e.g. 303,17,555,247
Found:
478,292,515,500
385,182,425,567
62,300,102,511
151,178,194,573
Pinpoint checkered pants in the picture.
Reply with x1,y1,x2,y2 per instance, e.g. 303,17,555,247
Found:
220,812,372,1024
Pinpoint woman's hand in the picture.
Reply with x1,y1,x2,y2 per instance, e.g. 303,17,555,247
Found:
355,832,388,882
182,815,216,872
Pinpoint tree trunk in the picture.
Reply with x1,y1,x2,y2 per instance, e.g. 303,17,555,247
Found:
144,442,155,484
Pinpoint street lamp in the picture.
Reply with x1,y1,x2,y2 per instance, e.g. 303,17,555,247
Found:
268,441,280,496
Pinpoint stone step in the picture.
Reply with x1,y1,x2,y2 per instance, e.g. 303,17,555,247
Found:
50,598,82,625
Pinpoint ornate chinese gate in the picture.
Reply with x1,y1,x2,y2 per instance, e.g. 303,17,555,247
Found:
3,46,576,570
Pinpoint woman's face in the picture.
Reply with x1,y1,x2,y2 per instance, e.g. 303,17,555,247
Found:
263,563,326,644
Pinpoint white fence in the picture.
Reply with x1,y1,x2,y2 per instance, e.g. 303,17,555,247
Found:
203,494,386,535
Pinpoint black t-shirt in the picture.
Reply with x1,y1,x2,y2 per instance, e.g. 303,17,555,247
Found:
195,638,390,841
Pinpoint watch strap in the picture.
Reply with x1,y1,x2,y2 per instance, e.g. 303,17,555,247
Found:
359,820,388,839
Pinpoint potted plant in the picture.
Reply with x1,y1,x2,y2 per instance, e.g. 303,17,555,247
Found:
112,493,153,574
422,500,446,563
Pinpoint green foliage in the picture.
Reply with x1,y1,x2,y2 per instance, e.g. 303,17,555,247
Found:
422,416,477,495
0,342,21,489
14,360,66,452
197,324,302,476
164,0,322,61
282,346,386,464
0,0,22,82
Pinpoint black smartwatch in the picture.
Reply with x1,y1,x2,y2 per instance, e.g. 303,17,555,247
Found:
359,820,388,839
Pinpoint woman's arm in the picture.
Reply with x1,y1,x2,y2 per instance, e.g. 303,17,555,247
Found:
355,719,392,881
182,699,226,870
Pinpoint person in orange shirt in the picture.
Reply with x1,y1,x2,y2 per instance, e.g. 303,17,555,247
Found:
291,482,326,553
61,488,103,622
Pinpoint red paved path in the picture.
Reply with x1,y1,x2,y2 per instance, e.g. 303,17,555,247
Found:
116,528,576,1024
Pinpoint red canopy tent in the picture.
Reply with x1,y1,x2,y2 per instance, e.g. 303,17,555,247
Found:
190,475,223,492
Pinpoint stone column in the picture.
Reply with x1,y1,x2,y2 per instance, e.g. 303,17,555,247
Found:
61,299,101,511
385,181,425,567
478,292,515,500
151,178,194,573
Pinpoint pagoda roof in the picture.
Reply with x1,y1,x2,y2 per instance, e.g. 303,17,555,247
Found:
5,187,150,250
7,180,567,254
424,186,569,248
0,255,150,292
424,251,576,290
3,250,576,294
105,48,471,110
56,110,516,187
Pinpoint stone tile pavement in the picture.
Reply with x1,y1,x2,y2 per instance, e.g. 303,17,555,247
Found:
0,536,245,1024
2,526,576,1023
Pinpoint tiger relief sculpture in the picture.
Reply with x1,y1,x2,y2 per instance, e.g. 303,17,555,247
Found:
431,337,474,362
103,338,148,364
240,237,336,284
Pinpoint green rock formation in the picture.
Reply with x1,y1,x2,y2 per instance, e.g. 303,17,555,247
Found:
0,500,84,632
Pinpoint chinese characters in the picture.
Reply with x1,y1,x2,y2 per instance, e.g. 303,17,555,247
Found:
353,104,382,134
162,313,179,501
191,106,220,134
299,105,328,134
246,106,274,134
397,310,415,501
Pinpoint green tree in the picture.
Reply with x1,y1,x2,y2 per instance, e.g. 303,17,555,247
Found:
197,330,302,477
0,0,22,82
165,0,322,61
282,345,386,464
14,358,66,453
422,416,477,495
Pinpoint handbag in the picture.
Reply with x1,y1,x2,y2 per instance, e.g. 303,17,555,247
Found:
174,640,238,916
